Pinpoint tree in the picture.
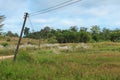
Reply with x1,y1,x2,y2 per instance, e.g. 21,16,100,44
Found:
110,29,120,42
24,27,30,37
0,15,5,34
80,27,87,32
90,25,100,34
69,26,78,32
6,31,18,37
78,31,91,43
90,25,101,42
100,28,111,41
56,32,65,43
40,26,51,39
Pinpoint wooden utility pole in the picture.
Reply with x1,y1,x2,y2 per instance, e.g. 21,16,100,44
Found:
13,13,29,61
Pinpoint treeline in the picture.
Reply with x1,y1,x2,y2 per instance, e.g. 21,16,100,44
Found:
0,31,18,37
0,15,120,43
24,25,120,43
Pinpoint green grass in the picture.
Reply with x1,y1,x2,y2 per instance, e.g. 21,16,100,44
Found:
0,49,14,56
0,42,120,80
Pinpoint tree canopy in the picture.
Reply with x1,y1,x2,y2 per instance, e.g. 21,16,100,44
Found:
22,25,120,43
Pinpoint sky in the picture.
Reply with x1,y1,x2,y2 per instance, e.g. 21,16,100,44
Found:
0,0,120,34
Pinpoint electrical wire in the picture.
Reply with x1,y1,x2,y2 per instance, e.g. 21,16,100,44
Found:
30,0,82,16
27,0,82,32
28,16,35,32
30,0,81,16
30,0,74,15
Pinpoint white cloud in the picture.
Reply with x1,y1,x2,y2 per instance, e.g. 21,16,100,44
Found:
32,18,56,23
1,0,120,33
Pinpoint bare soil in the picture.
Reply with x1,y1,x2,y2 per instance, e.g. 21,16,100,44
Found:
0,55,14,60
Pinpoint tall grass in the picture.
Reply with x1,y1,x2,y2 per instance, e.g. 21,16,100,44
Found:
0,42,120,80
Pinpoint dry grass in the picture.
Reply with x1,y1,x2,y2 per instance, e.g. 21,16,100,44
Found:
0,38,120,79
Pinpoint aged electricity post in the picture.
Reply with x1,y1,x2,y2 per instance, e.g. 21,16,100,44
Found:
13,13,29,61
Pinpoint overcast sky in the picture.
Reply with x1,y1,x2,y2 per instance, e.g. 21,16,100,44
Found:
0,0,120,33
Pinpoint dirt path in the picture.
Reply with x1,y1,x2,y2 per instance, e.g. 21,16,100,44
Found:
0,55,14,60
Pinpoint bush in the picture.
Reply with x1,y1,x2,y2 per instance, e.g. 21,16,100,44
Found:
79,32,91,43
6,38,11,42
17,50,36,63
1,42,9,47
47,37,58,43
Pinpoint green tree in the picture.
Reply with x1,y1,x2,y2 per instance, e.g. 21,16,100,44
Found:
24,27,30,37
56,32,65,43
79,31,91,43
40,26,51,39
100,28,111,41
80,27,87,32
110,29,120,42
90,25,101,42
69,26,78,32
6,31,18,37
90,25,100,34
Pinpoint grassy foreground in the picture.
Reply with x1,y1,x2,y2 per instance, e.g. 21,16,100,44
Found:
0,42,120,80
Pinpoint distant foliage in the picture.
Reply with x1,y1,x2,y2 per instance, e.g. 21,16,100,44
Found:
0,13,120,43
110,30,120,42
22,26,120,43
5,31,18,37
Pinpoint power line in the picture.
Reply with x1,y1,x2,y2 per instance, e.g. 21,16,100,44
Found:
28,0,82,31
30,0,74,15
30,0,82,16
28,16,35,32
30,0,81,16
28,16,41,33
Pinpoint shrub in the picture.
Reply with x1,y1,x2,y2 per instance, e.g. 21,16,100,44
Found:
1,42,9,47
79,32,91,43
6,38,11,42
47,37,58,43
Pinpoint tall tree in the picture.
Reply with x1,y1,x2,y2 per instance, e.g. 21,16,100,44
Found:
90,25,101,42
90,25,100,34
100,28,111,41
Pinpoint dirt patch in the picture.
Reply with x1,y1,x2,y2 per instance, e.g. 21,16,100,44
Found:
0,55,14,60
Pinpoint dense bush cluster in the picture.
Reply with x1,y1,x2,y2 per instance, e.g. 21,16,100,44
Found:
24,25,120,43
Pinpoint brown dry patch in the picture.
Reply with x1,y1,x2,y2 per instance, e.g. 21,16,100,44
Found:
89,52,120,58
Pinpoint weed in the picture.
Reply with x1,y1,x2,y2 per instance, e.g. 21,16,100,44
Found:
0,42,120,80
1,42,9,47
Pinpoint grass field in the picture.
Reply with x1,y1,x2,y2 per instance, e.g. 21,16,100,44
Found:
0,42,120,80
